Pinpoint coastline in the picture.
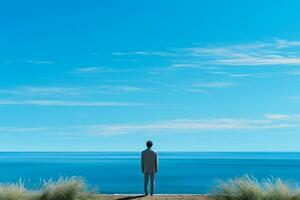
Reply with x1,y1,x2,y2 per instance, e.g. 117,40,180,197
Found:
95,194,211,200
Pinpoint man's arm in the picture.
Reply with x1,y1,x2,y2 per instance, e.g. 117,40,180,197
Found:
141,152,144,173
155,153,158,173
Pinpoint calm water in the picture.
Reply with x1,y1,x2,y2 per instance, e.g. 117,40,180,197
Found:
0,152,299,194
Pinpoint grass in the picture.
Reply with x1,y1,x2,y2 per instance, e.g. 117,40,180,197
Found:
213,175,300,200
1,175,300,200
0,181,31,200
0,177,94,200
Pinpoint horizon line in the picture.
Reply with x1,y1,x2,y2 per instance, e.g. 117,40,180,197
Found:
0,151,299,153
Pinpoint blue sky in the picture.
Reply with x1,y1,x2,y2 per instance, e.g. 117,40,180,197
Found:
1,0,300,151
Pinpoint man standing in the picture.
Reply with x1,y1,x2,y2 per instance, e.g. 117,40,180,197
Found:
141,140,158,196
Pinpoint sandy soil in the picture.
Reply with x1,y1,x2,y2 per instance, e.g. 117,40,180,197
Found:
95,195,212,200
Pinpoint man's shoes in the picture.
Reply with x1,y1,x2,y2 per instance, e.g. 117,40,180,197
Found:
150,193,153,196
145,192,148,196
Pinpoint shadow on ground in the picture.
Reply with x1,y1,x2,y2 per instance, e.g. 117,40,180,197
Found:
117,195,146,200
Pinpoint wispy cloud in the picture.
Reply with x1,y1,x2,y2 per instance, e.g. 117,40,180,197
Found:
83,114,300,135
71,67,139,73
274,39,300,48
0,99,146,107
89,119,259,135
228,73,271,78
265,114,291,120
140,79,232,94
182,88,209,94
192,81,234,88
4,59,53,64
117,39,300,67
96,86,142,94
209,71,272,78
1,114,299,135
0,85,142,96
210,57,300,66
172,64,199,68
0,127,51,132
0,87,79,96
74,67,100,73
180,39,300,66
176,81,234,93
112,51,176,57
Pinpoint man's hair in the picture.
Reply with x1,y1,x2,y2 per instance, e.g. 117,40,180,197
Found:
146,140,153,148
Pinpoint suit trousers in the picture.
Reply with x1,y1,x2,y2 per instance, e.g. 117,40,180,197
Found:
144,172,155,194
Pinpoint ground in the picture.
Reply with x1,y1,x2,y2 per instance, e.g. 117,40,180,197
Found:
95,195,212,200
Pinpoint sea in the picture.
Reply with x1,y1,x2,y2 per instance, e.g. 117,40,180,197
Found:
0,152,299,194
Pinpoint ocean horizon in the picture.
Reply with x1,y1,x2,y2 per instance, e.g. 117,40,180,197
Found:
0,152,299,194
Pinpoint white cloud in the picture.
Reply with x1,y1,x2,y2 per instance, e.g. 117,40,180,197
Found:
138,79,232,94
181,40,300,66
75,67,100,72
210,57,300,66
0,127,51,132
265,114,290,120
89,119,255,135
71,67,138,73
83,115,300,135
116,39,300,66
4,60,53,64
209,71,272,78
1,114,299,136
112,51,176,57
274,39,300,48
229,73,271,78
0,99,146,107
182,88,209,94
112,86,141,92
0,87,79,96
0,85,142,96
193,81,234,88
172,64,199,68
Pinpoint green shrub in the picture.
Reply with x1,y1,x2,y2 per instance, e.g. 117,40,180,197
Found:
213,175,300,200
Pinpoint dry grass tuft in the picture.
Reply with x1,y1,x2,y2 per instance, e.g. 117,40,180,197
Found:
213,175,300,200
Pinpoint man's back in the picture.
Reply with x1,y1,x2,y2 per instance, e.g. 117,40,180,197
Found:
141,140,157,196
141,148,157,173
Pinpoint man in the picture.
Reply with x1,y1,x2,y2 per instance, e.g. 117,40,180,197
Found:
141,140,158,196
